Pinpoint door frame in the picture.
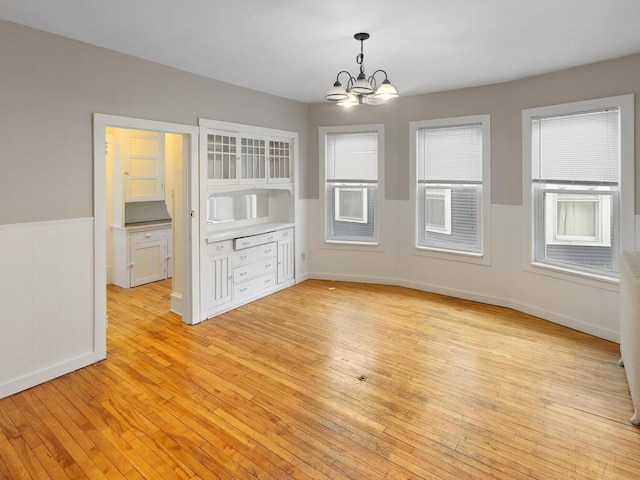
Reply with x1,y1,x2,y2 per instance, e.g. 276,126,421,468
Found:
93,113,200,360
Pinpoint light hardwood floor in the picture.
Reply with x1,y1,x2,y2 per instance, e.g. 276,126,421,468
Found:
1,279,639,479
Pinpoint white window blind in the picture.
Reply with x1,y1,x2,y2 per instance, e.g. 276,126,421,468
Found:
532,109,620,184
417,124,482,182
327,132,378,180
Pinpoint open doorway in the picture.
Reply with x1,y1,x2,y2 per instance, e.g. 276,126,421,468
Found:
106,128,180,306
93,114,200,361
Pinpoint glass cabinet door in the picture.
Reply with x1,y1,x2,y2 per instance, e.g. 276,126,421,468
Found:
240,136,266,182
207,132,238,181
268,139,291,183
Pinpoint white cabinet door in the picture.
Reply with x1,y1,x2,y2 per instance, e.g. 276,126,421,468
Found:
268,138,292,184
205,130,239,185
239,135,266,184
124,130,165,202
205,252,233,310
203,240,233,314
130,239,167,287
277,238,294,283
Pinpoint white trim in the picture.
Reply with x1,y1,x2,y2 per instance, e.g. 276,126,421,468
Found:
93,113,201,360
409,114,491,266
522,94,635,283
170,292,183,316
319,124,385,249
0,353,95,400
199,118,295,139
0,217,93,230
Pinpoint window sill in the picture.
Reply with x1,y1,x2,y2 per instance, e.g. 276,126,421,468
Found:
526,261,619,290
412,246,490,266
321,239,384,253
324,240,379,247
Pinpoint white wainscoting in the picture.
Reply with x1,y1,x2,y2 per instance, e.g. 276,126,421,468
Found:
308,202,630,343
0,217,96,399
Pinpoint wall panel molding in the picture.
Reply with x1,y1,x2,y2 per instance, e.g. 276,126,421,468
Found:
0,217,96,399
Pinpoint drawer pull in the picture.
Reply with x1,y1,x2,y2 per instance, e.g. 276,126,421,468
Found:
265,264,272,268
266,236,274,241
216,245,224,251
240,272,247,276
240,287,247,293
265,249,272,254
240,255,247,260
283,231,289,236
144,233,152,238
264,279,272,284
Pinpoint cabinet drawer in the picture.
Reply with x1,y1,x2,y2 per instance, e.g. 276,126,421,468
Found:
208,239,233,256
233,258,277,284
272,227,294,242
130,228,166,243
234,273,277,299
234,234,265,250
234,242,276,266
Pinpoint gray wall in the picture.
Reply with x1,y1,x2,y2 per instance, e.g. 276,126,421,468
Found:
0,20,309,225
2,18,639,217
307,54,640,207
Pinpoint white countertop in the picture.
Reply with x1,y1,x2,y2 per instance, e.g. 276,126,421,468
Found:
206,222,293,243
112,219,172,232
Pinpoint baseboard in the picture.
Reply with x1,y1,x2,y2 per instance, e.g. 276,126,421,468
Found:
0,353,96,399
170,292,183,317
106,264,113,285
295,273,310,283
309,272,620,343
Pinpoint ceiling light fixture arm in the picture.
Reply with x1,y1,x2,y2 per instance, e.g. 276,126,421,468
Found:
325,32,399,106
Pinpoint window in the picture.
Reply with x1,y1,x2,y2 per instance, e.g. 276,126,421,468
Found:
523,94,634,280
411,115,490,258
424,188,451,234
335,187,368,223
320,125,383,245
545,192,611,246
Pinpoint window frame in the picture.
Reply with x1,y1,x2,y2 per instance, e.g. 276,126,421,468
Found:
522,94,634,284
544,191,612,247
409,114,491,265
424,187,452,235
335,186,368,224
319,124,384,248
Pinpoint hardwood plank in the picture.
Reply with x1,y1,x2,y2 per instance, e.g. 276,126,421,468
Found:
1,279,640,479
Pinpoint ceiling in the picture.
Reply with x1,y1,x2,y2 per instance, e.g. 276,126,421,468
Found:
2,0,640,103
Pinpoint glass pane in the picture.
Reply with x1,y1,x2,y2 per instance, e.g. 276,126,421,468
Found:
419,184,480,253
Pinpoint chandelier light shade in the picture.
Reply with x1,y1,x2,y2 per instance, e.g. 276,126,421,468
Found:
326,32,399,107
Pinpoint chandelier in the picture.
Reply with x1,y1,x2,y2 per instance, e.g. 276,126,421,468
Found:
325,32,399,107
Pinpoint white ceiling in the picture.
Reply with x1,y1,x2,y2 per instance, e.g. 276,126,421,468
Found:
2,0,640,103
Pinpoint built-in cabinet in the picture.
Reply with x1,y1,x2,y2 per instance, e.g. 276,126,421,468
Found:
123,129,165,202
199,119,298,321
203,226,294,318
112,223,173,288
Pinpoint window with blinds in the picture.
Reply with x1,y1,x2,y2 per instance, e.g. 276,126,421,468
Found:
415,122,485,254
323,130,379,243
531,108,620,276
